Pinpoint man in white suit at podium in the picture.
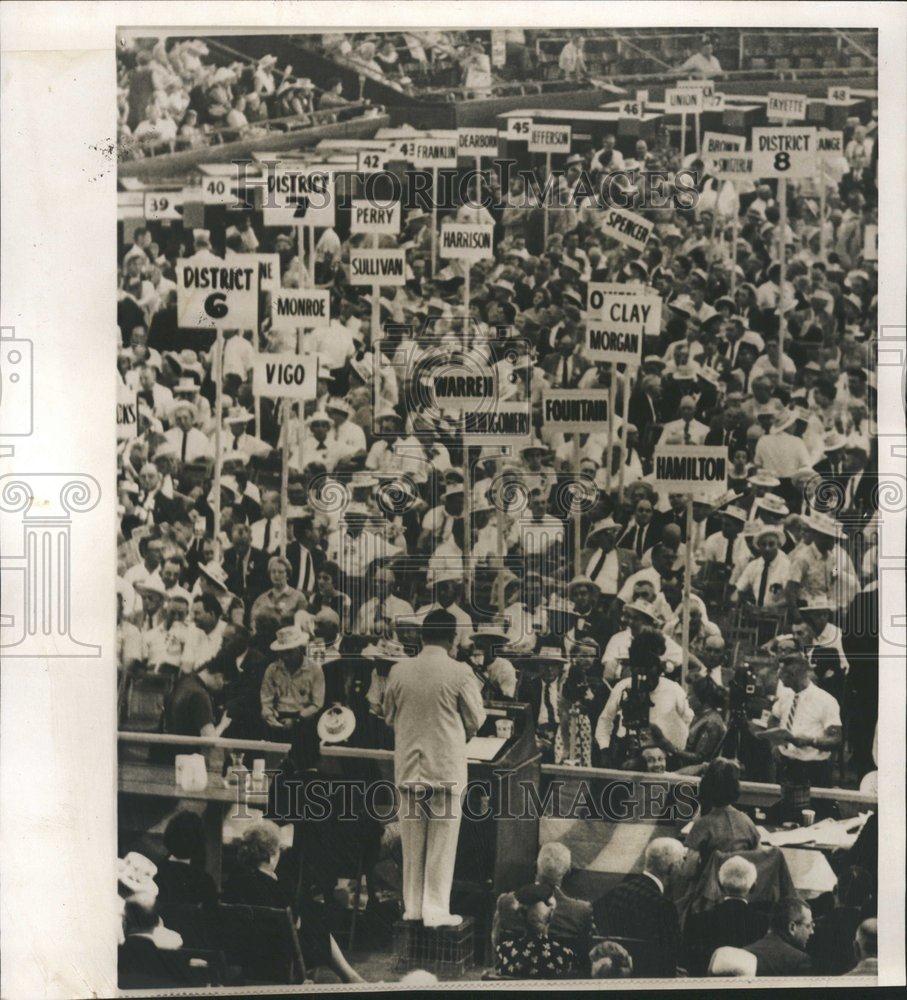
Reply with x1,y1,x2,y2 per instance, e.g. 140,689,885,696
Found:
384,609,486,927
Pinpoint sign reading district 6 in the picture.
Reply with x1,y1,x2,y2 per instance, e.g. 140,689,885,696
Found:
653,444,728,497
176,257,259,329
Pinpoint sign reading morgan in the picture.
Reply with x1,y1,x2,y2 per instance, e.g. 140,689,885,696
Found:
176,258,259,329
653,444,728,497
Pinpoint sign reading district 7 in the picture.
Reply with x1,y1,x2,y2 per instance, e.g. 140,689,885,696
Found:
653,444,728,497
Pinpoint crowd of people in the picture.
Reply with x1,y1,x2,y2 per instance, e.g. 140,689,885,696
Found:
118,70,880,981
117,37,361,160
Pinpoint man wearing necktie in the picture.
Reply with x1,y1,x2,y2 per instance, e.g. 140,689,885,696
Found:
768,655,842,791
517,649,567,762
617,499,658,559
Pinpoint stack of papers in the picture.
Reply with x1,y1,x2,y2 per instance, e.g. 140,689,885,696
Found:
760,813,871,849
466,736,507,761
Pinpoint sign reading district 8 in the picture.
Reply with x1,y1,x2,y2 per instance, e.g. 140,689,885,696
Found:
653,444,728,497
176,257,259,329
439,223,494,261
750,127,817,178
252,352,318,400
542,389,610,431
270,290,331,330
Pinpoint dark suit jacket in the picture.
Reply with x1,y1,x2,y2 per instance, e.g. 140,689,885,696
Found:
628,389,661,456
154,858,218,907
286,540,323,596
222,647,270,741
744,931,812,976
684,897,768,975
594,873,681,977
540,352,590,388
223,545,270,603
118,936,192,990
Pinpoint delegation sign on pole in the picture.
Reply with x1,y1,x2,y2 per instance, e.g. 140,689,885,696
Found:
252,352,319,400
653,444,728,498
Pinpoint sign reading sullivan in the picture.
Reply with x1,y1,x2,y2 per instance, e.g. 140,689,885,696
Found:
348,249,407,285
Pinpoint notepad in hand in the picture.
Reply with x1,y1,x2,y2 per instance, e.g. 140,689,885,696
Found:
466,736,507,761
754,727,792,744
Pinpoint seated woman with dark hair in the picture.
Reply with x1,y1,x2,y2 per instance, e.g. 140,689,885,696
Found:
155,811,218,906
223,821,363,984
494,883,578,980
589,939,633,978
669,676,728,774
685,757,760,868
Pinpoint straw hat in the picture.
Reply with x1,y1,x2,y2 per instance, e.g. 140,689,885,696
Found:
317,705,356,744
270,625,309,651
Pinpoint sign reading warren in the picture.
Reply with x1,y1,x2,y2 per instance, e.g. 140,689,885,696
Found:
252,352,318,400
349,249,407,286
270,290,331,330
750,127,817,179
542,390,610,432
350,200,401,235
653,444,728,497
600,207,654,253
176,258,259,329
585,291,660,364
439,223,494,261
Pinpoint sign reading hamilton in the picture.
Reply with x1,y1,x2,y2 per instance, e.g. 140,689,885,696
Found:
653,444,728,497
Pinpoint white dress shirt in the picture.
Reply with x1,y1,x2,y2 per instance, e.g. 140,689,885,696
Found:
735,552,791,607
595,676,693,749
772,682,842,761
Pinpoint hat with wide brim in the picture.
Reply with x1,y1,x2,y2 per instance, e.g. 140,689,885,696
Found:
626,599,662,623
270,625,309,651
472,622,510,641
753,523,785,544
198,561,231,593
807,514,844,539
534,646,569,664
317,705,356,744
568,574,602,593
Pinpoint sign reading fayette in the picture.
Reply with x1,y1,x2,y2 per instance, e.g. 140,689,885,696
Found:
653,444,728,496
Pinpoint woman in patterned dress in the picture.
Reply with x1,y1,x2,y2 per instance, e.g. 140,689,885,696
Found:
494,883,578,980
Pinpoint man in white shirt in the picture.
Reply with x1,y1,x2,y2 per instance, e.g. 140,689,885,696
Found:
730,525,791,610
295,410,342,473
754,410,812,481
677,37,722,78
326,397,367,463
220,408,271,461
695,506,750,587
250,491,284,555
164,400,214,465
595,657,693,762
602,600,682,683
222,329,255,382
660,395,709,446
768,654,842,788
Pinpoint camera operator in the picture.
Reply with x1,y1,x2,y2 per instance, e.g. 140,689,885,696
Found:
594,631,693,770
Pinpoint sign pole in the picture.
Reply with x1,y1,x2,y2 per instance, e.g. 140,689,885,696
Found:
605,362,615,497
495,452,506,610
307,224,315,286
694,109,701,156
212,327,224,556
617,365,631,504
818,160,827,262
371,232,380,349
572,431,582,576
680,111,687,160
778,175,788,362
730,185,739,297
462,259,472,594
280,397,289,559
543,152,551,246
430,166,438,276
681,494,693,687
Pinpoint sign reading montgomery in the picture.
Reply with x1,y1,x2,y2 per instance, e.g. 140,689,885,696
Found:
653,444,728,497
